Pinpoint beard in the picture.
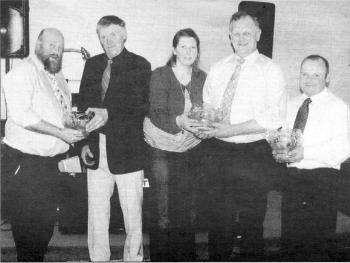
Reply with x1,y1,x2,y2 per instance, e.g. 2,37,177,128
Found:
43,55,62,74
36,48,63,74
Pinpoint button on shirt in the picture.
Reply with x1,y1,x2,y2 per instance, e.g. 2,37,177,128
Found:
203,50,287,143
285,88,350,170
3,56,71,156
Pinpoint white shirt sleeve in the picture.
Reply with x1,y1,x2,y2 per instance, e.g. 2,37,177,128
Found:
202,69,213,107
254,62,287,130
303,105,350,168
3,64,42,127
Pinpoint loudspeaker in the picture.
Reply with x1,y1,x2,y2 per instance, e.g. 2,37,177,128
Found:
238,1,275,59
1,0,29,58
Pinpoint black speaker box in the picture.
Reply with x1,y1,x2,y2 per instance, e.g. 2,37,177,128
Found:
1,0,29,58
238,1,275,59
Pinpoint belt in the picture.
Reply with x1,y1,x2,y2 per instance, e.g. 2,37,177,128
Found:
3,144,66,161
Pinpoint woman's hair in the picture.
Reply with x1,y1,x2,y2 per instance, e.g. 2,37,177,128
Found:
166,28,200,71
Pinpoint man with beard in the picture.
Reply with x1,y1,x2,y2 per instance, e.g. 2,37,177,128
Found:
2,28,84,262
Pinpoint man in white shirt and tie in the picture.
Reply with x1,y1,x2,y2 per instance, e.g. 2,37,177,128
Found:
196,11,287,261
273,54,350,261
2,28,84,261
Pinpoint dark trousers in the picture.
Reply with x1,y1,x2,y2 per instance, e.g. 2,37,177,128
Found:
202,138,283,261
4,145,62,262
146,144,202,262
281,168,339,260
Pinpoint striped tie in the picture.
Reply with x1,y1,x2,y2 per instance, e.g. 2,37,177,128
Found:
293,98,312,133
46,72,70,113
101,59,113,102
220,58,244,123
54,87,68,113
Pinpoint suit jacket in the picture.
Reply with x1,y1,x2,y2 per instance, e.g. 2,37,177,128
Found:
77,48,152,174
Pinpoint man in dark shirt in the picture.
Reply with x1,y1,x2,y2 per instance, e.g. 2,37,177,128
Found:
77,16,151,261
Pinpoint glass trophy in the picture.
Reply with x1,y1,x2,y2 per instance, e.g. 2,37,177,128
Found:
188,105,220,129
62,111,95,136
267,129,303,163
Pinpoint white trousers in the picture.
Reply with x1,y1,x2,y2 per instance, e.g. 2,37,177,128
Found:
87,134,144,261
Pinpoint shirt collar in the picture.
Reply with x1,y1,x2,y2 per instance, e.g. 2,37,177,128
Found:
232,49,260,64
32,54,57,78
104,47,129,63
32,54,45,71
301,87,328,104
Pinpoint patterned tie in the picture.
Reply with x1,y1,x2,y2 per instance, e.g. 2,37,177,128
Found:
46,72,70,113
293,98,312,133
220,58,244,123
101,59,113,102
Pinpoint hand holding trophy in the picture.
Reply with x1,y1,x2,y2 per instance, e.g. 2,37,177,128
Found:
187,104,221,130
62,111,95,137
268,129,303,163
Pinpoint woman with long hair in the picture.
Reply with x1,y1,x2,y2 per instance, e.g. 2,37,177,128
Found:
143,28,207,262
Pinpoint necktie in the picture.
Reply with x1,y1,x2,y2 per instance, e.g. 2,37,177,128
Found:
220,58,244,123
46,72,70,113
101,59,113,102
293,98,312,133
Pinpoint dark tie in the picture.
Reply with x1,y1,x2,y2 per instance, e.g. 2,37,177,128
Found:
293,98,312,133
101,59,113,102
220,58,244,123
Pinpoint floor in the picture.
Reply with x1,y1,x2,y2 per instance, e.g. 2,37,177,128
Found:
3,190,350,249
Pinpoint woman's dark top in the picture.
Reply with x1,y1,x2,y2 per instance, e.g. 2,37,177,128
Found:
148,65,207,135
